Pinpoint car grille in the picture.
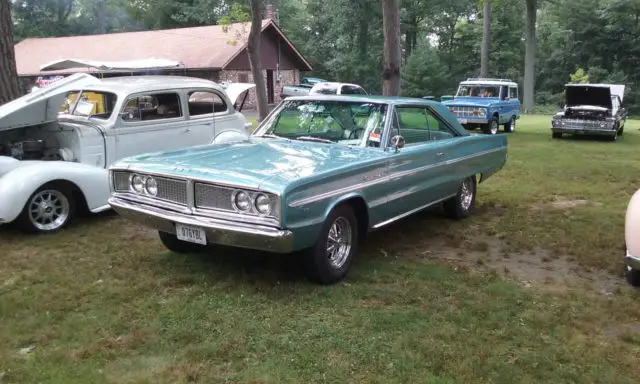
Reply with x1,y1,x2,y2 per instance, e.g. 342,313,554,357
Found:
194,182,234,212
448,106,482,117
155,177,188,205
112,171,131,192
560,119,609,130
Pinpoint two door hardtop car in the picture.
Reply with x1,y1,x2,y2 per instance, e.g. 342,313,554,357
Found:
107,95,508,284
0,73,254,233
551,83,627,141
441,78,520,135
624,188,640,287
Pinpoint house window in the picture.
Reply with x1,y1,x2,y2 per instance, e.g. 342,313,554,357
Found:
121,92,182,122
188,91,228,116
238,73,249,83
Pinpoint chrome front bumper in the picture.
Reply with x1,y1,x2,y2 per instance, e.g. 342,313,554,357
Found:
108,197,294,253
551,127,616,136
625,249,640,270
457,118,488,125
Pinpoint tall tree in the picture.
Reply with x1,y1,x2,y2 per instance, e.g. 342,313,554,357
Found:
248,0,269,121
523,0,537,112
0,0,20,104
480,0,491,77
381,0,401,95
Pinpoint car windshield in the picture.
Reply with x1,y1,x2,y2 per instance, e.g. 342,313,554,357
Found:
68,90,118,119
256,100,388,147
456,85,501,98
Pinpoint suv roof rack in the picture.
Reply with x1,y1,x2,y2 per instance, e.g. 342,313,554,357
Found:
465,77,514,82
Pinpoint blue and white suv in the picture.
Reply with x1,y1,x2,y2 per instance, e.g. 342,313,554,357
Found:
442,78,520,135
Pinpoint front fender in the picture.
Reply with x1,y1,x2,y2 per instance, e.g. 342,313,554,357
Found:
625,189,640,256
0,161,109,223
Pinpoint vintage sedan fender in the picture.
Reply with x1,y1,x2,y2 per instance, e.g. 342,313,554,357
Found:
0,160,110,225
624,188,640,286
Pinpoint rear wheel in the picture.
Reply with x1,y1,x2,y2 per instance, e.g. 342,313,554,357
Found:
158,230,206,253
504,116,516,133
444,176,477,220
625,266,640,287
304,204,359,285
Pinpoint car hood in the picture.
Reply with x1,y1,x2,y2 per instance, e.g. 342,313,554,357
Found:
222,82,256,111
442,97,499,107
114,138,386,193
565,84,625,110
0,73,101,132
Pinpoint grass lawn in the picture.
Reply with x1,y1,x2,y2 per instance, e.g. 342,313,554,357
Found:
1,115,640,383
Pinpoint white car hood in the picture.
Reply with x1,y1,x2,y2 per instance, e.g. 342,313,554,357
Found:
223,83,256,110
0,73,101,131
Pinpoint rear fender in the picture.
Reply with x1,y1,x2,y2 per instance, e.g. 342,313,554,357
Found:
0,161,109,223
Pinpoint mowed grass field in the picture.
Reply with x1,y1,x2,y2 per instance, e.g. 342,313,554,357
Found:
1,115,640,383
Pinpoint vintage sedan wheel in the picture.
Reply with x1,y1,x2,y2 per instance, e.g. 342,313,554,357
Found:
444,176,477,220
625,266,640,287
483,118,499,135
158,230,206,254
16,183,75,234
504,116,516,133
304,204,358,285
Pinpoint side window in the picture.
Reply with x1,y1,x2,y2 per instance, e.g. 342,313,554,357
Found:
509,87,518,100
425,108,457,141
341,85,363,95
395,107,430,146
188,91,227,117
121,92,182,122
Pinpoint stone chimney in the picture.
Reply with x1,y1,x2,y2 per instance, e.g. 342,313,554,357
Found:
265,3,277,23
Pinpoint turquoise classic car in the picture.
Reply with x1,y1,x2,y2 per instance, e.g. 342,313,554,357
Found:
107,95,508,284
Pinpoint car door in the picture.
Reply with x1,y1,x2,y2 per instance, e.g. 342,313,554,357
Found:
113,90,194,160
183,89,224,143
381,105,458,221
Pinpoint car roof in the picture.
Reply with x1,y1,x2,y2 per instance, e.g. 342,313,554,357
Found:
283,94,438,106
312,82,363,88
81,75,223,94
460,80,518,87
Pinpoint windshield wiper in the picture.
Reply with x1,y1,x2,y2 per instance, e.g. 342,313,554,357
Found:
295,136,335,144
260,133,287,140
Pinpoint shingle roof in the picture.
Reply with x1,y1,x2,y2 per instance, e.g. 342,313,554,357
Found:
14,19,312,76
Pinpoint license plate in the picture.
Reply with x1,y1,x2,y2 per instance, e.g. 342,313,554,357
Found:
176,223,207,245
458,118,468,124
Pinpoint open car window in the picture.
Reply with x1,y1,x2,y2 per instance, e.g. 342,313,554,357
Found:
257,100,387,147
456,85,501,98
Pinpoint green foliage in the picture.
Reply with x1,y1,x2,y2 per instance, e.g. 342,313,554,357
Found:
569,67,589,84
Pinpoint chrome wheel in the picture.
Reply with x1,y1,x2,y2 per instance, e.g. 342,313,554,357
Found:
326,216,353,269
460,179,474,211
490,120,498,134
28,189,70,232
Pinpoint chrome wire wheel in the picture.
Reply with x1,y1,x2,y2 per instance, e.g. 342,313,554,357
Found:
28,189,71,232
460,179,474,211
326,216,353,269
490,119,498,135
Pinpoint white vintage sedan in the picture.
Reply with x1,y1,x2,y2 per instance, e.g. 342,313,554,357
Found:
0,73,255,233
625,189,640,286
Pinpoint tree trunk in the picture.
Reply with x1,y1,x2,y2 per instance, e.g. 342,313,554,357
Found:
523,0,537,113
0,0,20,105
248,0,269,121
480,0,491,77
381,0,401,96
96,0,107,34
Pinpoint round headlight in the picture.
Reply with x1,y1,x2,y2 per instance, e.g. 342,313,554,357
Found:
234,191,251,211
131,174,144,193
255,193,271,214
145,177,158,196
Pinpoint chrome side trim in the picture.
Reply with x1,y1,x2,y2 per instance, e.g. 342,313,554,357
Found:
288,146,506,207
372,194,456,229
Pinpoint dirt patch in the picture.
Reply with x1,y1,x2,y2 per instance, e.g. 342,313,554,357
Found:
409,237,625,295
531,198,603,211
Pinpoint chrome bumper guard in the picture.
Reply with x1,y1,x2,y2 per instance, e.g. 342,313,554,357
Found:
625,249,640,270
108,197,294,253
458,118,488,124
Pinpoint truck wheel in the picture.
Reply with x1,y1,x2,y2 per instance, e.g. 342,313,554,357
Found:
304,204,358,285
625,266,640,287
158,230,206,254
504,116,516,133
482,117,499,135
443,175,476,220
16,182,76,234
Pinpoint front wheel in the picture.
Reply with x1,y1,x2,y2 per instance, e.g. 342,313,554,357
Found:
552,132,562,139
304,204,359,285
482,117,499,135
158,230,207,254
443,175,477,220
16,183,75,234
625,266,640,287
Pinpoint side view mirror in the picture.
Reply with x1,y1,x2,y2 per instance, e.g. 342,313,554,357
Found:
390,135,405,150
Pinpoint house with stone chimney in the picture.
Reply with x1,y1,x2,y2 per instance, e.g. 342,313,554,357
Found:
13,8,312,109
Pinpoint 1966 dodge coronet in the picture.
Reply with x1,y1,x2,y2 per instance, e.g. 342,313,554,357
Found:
108,95,508,284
